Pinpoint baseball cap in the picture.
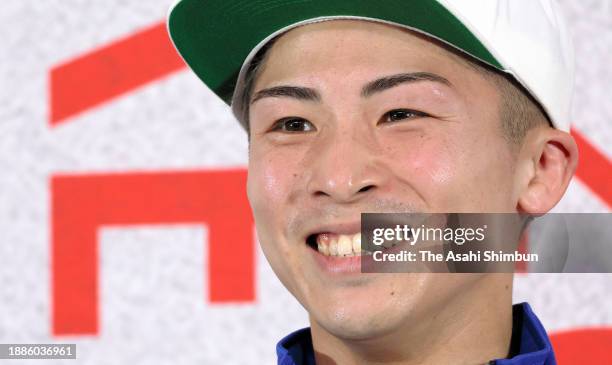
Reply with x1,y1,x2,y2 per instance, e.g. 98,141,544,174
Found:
167,0,574,132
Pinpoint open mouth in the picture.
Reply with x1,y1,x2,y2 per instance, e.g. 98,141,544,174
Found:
306,232,403,257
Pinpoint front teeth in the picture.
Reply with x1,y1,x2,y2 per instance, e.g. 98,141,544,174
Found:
317,241,329,256
316,233,365,257
330,239,338,256
352,234,361,253
338,235,352,255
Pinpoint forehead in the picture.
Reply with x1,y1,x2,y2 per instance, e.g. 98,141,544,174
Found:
255,19,474,88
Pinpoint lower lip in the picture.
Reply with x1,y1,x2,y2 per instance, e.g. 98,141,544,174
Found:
309,248,377,274
309,242,415,274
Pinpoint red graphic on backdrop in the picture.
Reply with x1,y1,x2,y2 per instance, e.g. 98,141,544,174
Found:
51,170,253,335
551,328,612,363
572,129,612,207
50,23,184,125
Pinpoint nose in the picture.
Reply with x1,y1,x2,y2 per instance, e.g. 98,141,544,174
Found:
306,128,385,203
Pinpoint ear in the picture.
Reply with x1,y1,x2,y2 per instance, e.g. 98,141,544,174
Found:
516,127,579,214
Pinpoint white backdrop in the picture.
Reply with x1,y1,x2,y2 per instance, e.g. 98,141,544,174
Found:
0,1,611,364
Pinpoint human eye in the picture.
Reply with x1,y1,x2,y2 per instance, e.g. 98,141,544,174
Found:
380,109,429,124
270,117,316,133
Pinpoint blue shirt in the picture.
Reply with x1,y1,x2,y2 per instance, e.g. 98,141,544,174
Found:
277,302,555,365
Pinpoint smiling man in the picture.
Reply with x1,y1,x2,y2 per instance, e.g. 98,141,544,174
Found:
168,1,578,364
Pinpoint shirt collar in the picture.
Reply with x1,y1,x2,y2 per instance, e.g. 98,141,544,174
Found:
276,302,556,365
276,327,315,365
494,302,556,365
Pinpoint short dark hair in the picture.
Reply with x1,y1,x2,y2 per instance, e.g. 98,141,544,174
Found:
240,37,279,137
460,55,551,146
488,69,551,145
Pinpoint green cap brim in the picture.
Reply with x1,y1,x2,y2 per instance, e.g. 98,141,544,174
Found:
168,0,503,120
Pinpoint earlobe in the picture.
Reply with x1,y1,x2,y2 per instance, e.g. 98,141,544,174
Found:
517,128,579,214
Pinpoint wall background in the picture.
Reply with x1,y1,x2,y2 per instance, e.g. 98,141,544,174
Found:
0,1,610,364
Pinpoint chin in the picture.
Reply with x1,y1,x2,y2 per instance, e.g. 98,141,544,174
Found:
308,292,413,341
316,310,406,341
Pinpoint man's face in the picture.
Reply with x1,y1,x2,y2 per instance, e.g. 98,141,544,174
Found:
247,20,517,340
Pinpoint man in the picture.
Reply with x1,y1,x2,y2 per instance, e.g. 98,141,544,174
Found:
168,1,578,364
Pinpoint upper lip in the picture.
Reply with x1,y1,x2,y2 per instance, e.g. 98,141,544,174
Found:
301,214,432,240
303,220,362,240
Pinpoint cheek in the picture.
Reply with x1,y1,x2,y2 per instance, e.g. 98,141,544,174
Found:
411,144,455,185
247,152,306,298
381,128,514,211
383,133,467,207
247,151,303,227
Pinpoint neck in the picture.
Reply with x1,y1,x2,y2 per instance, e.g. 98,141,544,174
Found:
310,274,513,365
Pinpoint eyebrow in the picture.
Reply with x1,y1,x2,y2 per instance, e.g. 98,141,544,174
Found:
251,85,321,104
361,72,452,97
250,72,451,105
